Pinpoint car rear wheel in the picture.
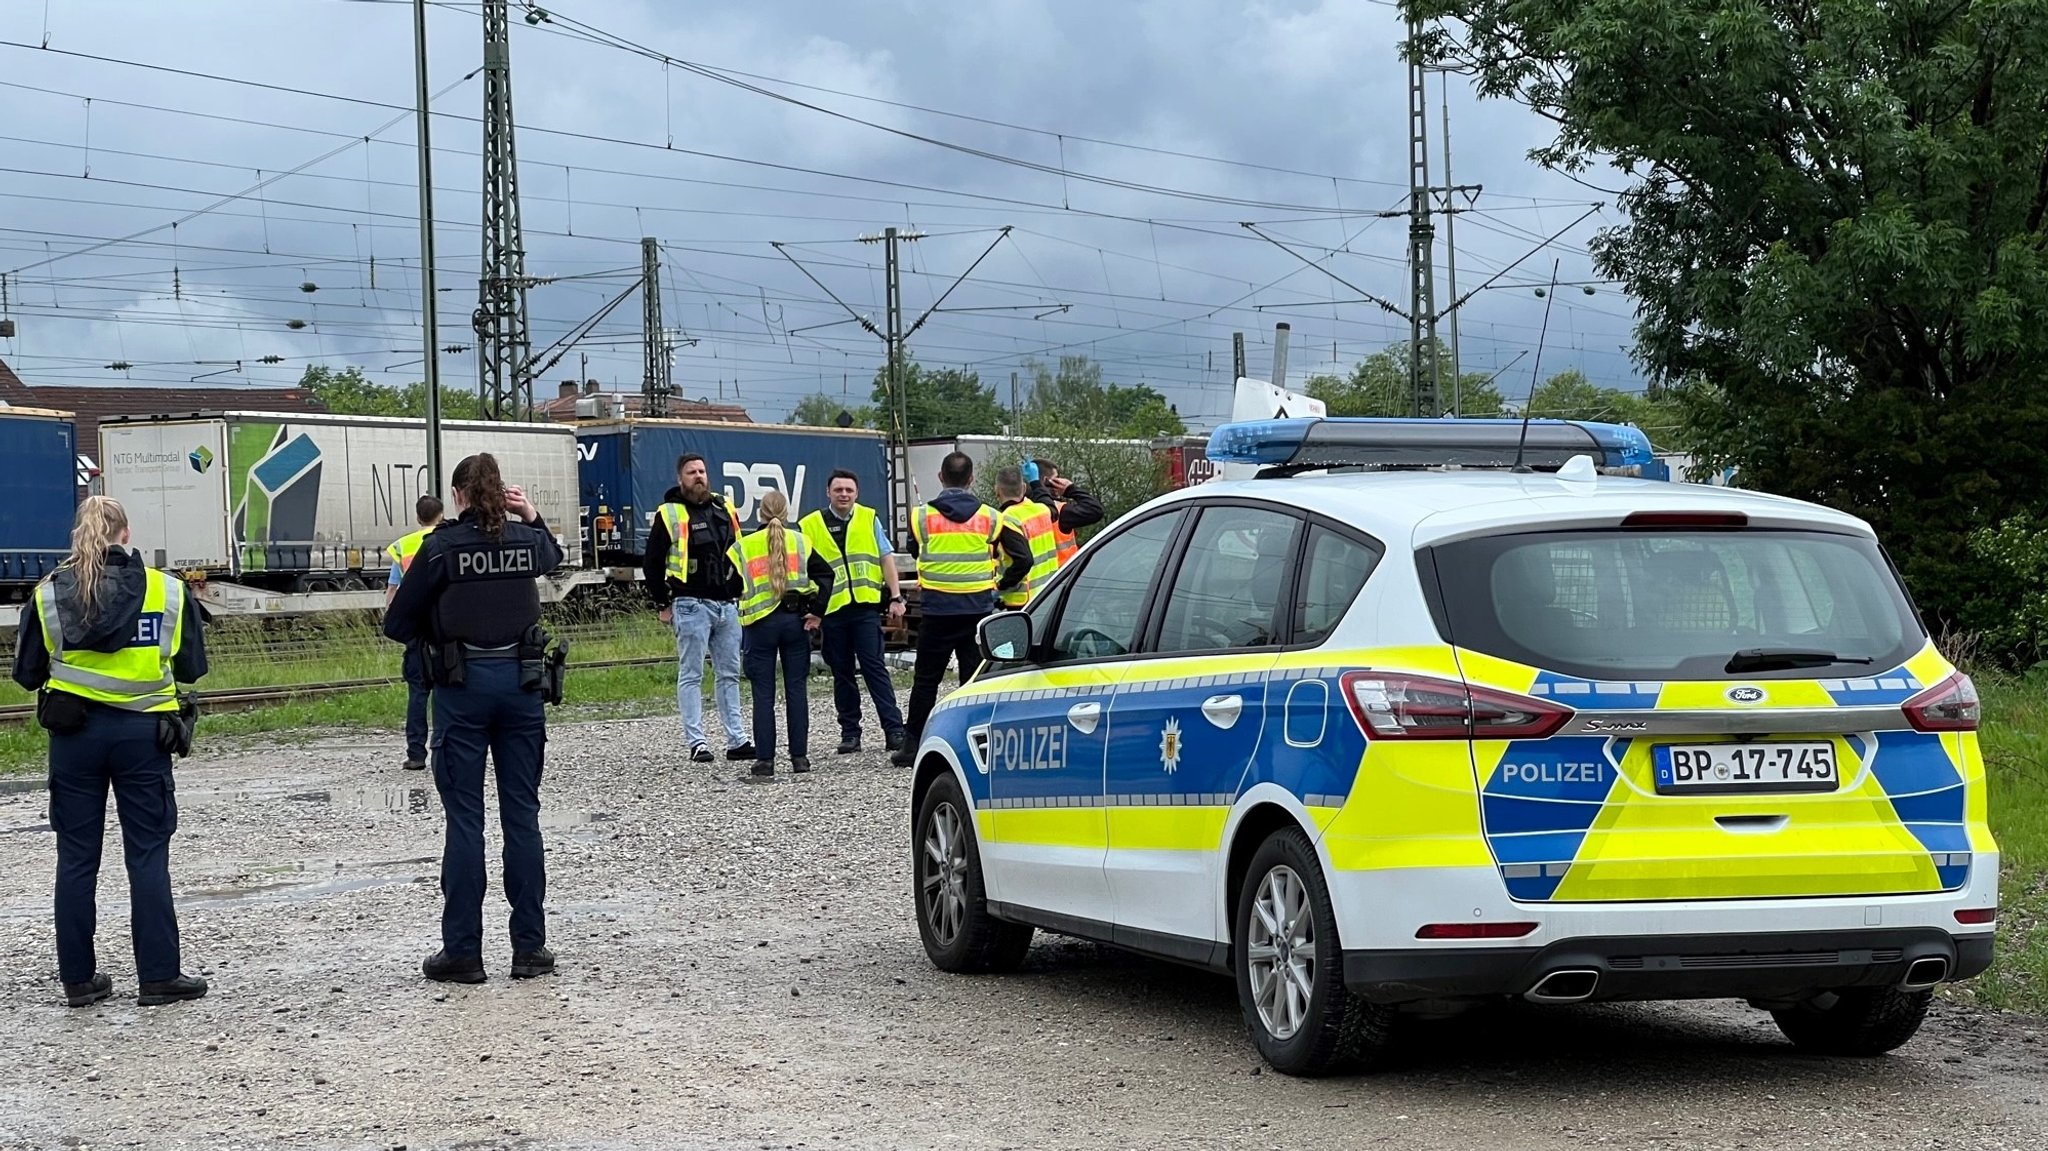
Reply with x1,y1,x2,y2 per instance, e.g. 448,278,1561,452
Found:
1233,826,1396,1076
914,772,1033,974
1771,987,1932,1056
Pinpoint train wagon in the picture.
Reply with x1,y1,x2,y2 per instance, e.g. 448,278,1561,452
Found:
100,411,583,588
576,418,889,566
0,406,80,595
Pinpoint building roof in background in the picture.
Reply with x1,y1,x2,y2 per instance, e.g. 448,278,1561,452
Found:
0,358,328,456
535,382,750,424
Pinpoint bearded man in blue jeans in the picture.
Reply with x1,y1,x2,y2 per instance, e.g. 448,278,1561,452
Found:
641,453,754,763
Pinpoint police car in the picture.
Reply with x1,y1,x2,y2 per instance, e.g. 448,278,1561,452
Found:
906,416,1996,1076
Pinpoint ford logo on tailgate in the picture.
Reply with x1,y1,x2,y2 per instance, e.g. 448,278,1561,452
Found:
1727,686,1766,704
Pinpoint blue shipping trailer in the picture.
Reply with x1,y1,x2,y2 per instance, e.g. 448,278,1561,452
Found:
575,420,891,565
0,407,80,590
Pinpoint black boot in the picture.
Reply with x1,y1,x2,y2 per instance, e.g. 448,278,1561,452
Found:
791,756,812,774
885,729,905,752
422,949,486,984
511,948,556,980
836,735,860,755
138,974,209,1006
63,973,112,1008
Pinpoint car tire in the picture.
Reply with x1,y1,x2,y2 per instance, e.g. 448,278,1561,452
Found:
1771,987,1932,1056
1233,826,1396,1076
914,772,1034,974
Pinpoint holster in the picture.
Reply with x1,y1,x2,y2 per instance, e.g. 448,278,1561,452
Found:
156,691,199,758
426,640,467,689
35,689,89,736
517,623,568,705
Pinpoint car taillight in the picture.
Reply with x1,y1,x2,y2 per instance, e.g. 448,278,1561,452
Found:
1340,671,1572,741
1904,672,1980,733
1955,907,1997,925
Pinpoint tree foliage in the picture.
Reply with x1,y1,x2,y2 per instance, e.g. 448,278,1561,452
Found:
869,362,1008,439
786,392,874,429
1305,339,1507,419
1407,0,2048,636
300,364,485,420
1019,355,1186,439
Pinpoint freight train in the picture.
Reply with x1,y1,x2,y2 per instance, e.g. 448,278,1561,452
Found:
0,406,892,623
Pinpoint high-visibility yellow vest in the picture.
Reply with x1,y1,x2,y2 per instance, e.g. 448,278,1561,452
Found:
799,505,885,616
657,500,741,584
998,499,1059,608
912,503,1001,595
386,526,432,572
37,566,186,713
727,526,817,626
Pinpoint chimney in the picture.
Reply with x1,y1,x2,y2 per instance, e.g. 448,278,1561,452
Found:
558,380,578,399
584,379,601,395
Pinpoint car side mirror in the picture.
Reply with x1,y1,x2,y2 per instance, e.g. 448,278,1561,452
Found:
978,611,1032,663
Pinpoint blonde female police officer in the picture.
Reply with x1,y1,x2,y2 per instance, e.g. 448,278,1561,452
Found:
10,495,211,1008
383,454,563,984
729,489,834,779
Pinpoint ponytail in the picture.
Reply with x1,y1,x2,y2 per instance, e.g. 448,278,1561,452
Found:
451,453,508,538
760,489,791,597
58,495,129,622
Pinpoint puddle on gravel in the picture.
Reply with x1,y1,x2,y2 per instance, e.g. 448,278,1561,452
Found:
179,783,618,831
177,873,424,908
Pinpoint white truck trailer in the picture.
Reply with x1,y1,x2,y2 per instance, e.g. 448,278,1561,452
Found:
99,411,584,589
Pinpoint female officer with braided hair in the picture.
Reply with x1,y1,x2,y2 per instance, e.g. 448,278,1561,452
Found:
729,489,833,779
384,453,563,984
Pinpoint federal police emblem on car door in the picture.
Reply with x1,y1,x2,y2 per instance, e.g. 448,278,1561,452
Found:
1727,685,1766,704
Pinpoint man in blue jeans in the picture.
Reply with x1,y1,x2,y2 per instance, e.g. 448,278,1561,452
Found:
641,453,754,763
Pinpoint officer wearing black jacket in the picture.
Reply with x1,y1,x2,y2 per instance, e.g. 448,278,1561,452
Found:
384,453,565,985
11,495,211,1008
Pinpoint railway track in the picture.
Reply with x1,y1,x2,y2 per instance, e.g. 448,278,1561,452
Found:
0,656,675,725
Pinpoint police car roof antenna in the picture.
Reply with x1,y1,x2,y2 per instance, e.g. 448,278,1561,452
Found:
1510,258,1562,474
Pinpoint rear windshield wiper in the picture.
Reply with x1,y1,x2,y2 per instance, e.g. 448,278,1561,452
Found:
1724,648,1876,674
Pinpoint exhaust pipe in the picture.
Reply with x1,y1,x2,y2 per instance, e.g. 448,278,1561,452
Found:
1524,968,1600,1004
1901,956,1949,991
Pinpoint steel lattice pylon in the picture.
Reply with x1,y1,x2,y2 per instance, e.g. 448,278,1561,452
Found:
475,0,533,421
1405,13,1441,420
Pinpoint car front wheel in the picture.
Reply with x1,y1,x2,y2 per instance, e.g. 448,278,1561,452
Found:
914,772,1033,974
1233,826,1395,1076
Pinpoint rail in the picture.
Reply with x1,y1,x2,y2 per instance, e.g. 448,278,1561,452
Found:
0,656,674,725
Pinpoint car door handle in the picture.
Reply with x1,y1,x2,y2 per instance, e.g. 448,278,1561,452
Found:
1067,702,1102,734
1201,694,1243,729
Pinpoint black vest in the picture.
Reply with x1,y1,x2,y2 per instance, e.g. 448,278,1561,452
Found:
429,518,545,647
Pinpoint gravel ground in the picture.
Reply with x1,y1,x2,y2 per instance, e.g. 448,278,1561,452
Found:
1,693,2047,1151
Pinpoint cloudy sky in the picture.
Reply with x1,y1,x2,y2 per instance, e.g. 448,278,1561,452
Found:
0,0,1637,427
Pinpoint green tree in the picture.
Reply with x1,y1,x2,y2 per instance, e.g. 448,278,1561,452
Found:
786,392,874,429
1407,0,2048,636
1305,340,1504,417
1020,355,1186,438
870,362,1007,438
300,364,483,420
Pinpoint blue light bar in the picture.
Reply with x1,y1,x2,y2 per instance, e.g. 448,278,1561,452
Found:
1204,416,1663,475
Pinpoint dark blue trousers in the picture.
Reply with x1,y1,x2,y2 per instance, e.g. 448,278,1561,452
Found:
743,608,811,761
430,659,547,957
821,604,903,741
47,709,182,985
402,641,432,764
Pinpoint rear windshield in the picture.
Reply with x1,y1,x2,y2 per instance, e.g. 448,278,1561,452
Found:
1429,529,1924,681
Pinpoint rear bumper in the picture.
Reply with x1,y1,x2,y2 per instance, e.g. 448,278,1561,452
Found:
1342,927,1995,1005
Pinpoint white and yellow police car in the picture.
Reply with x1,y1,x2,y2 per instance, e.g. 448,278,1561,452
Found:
906,416,1996,1076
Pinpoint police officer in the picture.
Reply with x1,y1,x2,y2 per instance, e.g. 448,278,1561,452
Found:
992,466,1059,609
385,494,445,771
384,453,564,984
890,451,1031,767
730,490,835,778
797,468,906,755
10,495,210,1008
1025,458,1104,568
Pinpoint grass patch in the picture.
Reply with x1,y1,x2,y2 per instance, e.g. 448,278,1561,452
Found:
1962,675,2048,1012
